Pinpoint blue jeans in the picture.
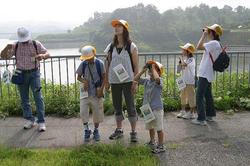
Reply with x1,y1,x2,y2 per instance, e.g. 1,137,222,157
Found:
18,70,45,123
196,77,215,121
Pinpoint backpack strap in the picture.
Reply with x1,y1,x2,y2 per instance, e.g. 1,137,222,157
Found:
14,42,19,56
125,40,134,72
107,41,134,72
95,58,102,81
81,61,87,77
32,40,38,54
107,43,114,66
209,52,214,64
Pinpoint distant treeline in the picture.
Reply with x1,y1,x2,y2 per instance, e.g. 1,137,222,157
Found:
37,3,250,52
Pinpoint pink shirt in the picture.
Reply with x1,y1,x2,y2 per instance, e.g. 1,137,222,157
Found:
12,40,47,70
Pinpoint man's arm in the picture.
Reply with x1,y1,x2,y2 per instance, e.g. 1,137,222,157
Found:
196,29,208,50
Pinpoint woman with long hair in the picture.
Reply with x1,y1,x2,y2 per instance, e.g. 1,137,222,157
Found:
104,19,139,142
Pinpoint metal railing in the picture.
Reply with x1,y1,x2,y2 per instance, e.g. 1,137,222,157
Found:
0,51,249,100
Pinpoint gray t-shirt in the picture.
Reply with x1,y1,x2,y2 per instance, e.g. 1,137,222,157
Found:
76,58,105,97
139,77,163,110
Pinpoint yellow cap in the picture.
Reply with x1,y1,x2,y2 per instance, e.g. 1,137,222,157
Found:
206,24,223,36
111,19,129,30
79,45,96,61
179,43,196,54
146,60,164,76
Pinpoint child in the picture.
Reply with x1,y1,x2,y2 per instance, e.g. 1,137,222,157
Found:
134,60,165,153
76,45,105,142
176,43,196,119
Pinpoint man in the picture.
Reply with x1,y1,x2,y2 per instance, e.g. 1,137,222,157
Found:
0,27,50,131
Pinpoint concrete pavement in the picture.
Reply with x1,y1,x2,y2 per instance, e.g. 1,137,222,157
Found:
0,112,250,166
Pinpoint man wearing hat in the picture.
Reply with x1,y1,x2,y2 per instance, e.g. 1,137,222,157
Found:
76,45,105,142
0,27,50,131
192,24,223,126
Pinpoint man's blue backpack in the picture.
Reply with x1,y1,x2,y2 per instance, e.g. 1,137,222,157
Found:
81,59,103,87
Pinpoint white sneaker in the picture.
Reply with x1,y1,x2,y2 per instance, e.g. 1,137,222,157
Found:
183,112,195,119
38,123,46,132
206,116,214,122
23,120,36,129
191,119,207,126
177,110,186,118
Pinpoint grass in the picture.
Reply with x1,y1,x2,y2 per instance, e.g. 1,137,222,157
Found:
0,144,159,166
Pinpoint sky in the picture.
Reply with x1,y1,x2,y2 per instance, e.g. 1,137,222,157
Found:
0,0,250,28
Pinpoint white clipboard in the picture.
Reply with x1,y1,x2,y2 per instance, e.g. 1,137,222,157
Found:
80,84,88,99
140,104,156,123
113,64,129,82
176,77,186,91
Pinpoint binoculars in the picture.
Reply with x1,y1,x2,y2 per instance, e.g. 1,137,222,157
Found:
145,63,152,69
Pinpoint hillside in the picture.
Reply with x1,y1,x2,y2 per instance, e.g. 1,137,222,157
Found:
36,4,250,51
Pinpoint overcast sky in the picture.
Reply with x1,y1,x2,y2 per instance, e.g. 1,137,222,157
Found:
1,0,249,27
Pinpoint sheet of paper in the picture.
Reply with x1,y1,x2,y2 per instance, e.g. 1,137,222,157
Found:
140,104,155,123
80,84,88,99
113,64,130,82
176,77,186,91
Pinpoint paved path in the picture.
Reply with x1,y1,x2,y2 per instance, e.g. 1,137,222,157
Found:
0,112,250,166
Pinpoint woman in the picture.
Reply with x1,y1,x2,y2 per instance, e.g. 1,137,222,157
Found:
104,19,139,142
192,24,223,126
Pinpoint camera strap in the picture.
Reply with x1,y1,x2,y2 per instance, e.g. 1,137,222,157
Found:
87,64,96,86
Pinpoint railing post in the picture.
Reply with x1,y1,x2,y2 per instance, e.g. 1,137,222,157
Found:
58,57,62,92
74,57,77,101
43,59,47,98
66,58,69,96
249,64,250,87
173,55,176,98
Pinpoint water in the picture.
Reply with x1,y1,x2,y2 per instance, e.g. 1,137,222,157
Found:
1,39,250,85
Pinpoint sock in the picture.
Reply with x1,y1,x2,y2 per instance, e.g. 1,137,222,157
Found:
83,123,89,130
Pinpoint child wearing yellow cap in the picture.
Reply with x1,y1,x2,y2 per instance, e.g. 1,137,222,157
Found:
76,45,106,142
134,60,166,154
177,43,196,119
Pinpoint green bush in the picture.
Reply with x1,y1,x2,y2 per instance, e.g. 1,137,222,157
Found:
214,96,234,111
163,97,181,111
0,72,249,117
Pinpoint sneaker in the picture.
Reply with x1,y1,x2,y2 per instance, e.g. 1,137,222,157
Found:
93,129,100,141
84,129,92,142
206,116,214,122
38,123,46,132
177,110,186,118
23,120,36,129
152,145,166,154
191,119,207,126
182,112,195,119
109,128,123,140
145,140,157,149
130,131,138,143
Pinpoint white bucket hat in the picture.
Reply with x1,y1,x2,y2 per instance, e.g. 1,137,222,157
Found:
17,27,31,42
